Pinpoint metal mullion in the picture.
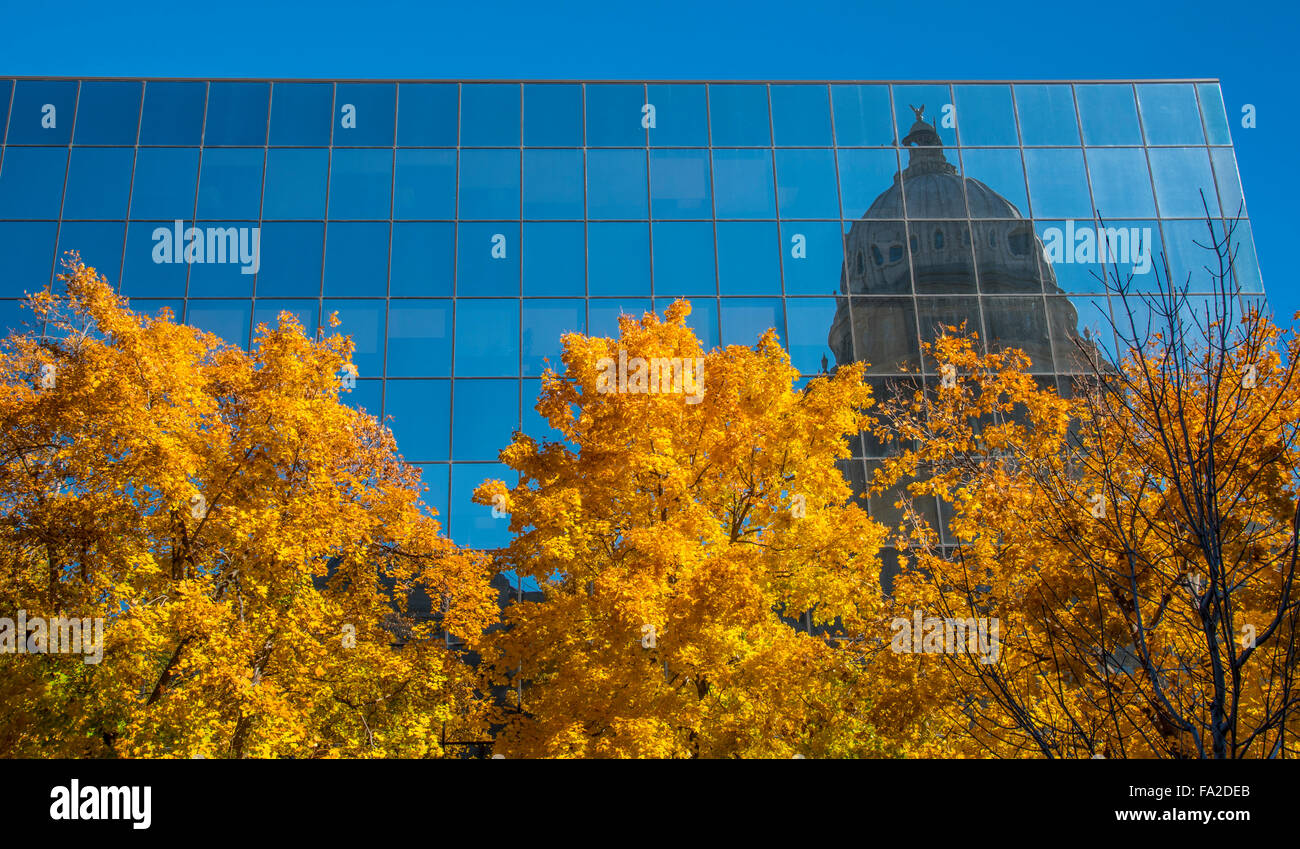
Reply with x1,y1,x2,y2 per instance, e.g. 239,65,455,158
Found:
446,83,461,529
704,83,720,345
119,81,145,293
888,85,928,383
766,83,788,346
181,82,210,325
381,83,400,424
251,82,272,352
826,82,860,390
1191,83,1245,309
50,81,80,294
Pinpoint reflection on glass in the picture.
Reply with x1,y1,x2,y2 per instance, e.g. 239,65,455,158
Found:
263,148,329,219
0,148,67,219
325,222,389,297
394,150,456,219
459,149,520,220
455,300,519,376
1148,147,1218,218
1086,148,1157,219
9,80,77,144
131,148,199,219
197,148,263,219
711,150,776,218
387,300,453,376
328,149,393,220
952,85,1017,146
334,84,396,147
1013,84,1080,145
522,149,583,219
585,84,646,147
652,221,716,297
717,221,781,296
74,81,142,145
270,83,333,146
524,84,582,147
460,83,519,147
0,222,57,291
139,82,206,145
1198,83,1231,145
1022,148,1092,218
893,85,956,147
256,222,323,298
784,297,837,375
917,296,982,371
397,83,458,146
204,82,269,146
323,298,385,377
721,298,784,347
837,148,899,219
186,300,251,349
390,222,454,297
831,85,894,147
770,85,832,146
63,148,133,219
522,299,584,376
649,149,712,218
983,296,1053,371
522,222,585,296
775,149,840,219
709,84,771,147
387,379,450,460
646,84,708,147
1075,84,1142,145
960,148,1029,215
456,222,519,296
587,149,648,219
589,222,650,296
843,297,919,373
910,220,976,294
1136,83,1204,145
781,221,842,296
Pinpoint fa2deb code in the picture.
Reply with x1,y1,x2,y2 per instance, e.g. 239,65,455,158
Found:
1194,785,1250,797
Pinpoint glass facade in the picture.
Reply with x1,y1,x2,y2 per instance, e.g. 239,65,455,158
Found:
0,79,1263,553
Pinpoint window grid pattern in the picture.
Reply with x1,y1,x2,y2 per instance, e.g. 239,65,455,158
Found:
0,79,1264,549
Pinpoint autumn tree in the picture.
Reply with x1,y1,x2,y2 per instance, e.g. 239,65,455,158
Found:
872,215,1300,758
0,256,497,758
474,301,892,758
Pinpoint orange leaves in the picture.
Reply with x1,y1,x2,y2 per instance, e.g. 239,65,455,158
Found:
0,257,493,758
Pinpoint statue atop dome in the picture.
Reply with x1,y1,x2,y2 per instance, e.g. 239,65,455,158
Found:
909,103,926,122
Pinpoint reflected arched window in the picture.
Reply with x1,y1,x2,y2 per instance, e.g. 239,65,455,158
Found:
934,229,944,250
987,229,997,249
1008,228,1032,257
888,244,903,263
855,250,866,274
871,245,884,266
909,235,919,254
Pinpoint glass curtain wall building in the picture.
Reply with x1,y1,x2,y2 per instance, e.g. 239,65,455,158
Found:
0,78,1264,559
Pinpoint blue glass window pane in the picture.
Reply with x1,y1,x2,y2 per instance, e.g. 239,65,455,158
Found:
522,149,583,219
253,298,318,336
323,298,385,378
450,461,514,547
204,83,269,146
960,149,1029,216
524,84,582,146
186,300,251,349
652,222,716,297
1211,148,1245,219
770,85,832,146
831,85,894,147
387,300,452,377
904,162,968,219
334,84,395,147
414,463,450,520
522,299,584,376
393,150,456,219
775,149,840,219
455,300,519,376
256,222,323,297
952,85,1017,146
649,149,711,219
717,222,781,296
325,222,390,297
711,150,775,219
1161,219,1222,291
587,149,647,219
1014,84,1080,146
1198,83,1231,145
675,296,719,351
837,148,899,220
0,297,39,335
63,147,133,219
74,81,141,145
121,222,188,298
0,222,58,292
522,222,584,296
1023,148,1092,219
781,221,843,296
263,148,328,219
131,148,199,220
1148,147,1219,217
709,84,770,147
588,222,650,296
844,220,909,295
1033,220,1118,294
139,82,205,145
1229,219,1263,293
459,149,520,220
270,83,332,146
184,221,258,298
893,85,956,147
721,298,785,347
585,84,646,147
197,149,263,220
386,379,450,460
1075,84,1141,145
397,84,458,146
589,298,651,338
8,80,77,144
646,84,708,147
0,147,66,219
1087,148,1157,219
1136,84,1204,145
390,223,454,297
457,223,518,296
329,149,392,219
785,298,838,376
461,84,519,146
340,378,382,417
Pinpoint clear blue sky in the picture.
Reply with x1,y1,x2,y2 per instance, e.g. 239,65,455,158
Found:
2,0,1295,319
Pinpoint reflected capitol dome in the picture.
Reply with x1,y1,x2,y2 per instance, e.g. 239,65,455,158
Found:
829,105,1092,374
